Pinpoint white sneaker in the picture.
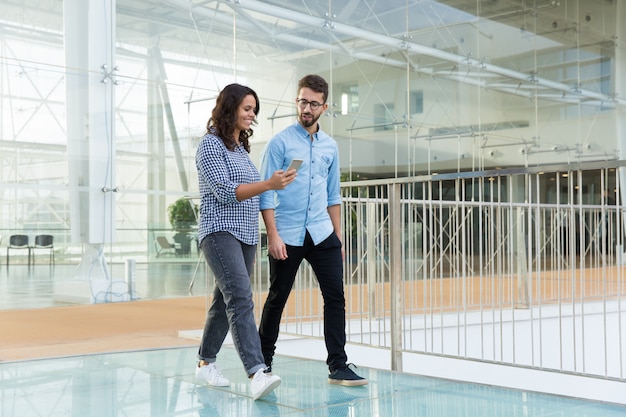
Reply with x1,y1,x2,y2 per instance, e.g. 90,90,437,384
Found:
250,368,281,400
195,362,230,387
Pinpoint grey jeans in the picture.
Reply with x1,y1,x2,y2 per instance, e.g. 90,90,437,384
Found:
197,231,266,376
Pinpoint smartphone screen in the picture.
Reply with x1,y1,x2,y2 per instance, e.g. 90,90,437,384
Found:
287,159,303,171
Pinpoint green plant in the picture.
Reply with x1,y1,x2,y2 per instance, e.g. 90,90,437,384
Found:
167,198,198,231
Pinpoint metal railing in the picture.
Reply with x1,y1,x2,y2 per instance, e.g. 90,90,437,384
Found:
253,160,626,382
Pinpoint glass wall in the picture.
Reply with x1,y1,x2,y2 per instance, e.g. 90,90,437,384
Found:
0,0,623,295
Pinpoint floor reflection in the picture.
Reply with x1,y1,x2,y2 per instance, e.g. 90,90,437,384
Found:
1,347,625,417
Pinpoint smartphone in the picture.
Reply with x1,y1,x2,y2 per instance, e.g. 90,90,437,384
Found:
287,159,303,171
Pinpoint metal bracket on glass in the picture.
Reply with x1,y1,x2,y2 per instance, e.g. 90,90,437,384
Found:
101,64,120,85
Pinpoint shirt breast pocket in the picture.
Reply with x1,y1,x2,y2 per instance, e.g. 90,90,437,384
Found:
317,155,332,178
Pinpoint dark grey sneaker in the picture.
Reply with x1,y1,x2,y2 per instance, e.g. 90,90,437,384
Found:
328,363,368,386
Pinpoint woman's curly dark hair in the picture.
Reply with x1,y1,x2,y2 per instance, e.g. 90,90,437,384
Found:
206,83,259,153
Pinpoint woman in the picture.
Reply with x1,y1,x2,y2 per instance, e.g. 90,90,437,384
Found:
195,83,296,400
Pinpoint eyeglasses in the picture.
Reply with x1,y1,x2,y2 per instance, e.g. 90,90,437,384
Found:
296,98,324,111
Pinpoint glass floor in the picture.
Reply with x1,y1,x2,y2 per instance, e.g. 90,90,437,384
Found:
2,263,626,416
1,346,625,417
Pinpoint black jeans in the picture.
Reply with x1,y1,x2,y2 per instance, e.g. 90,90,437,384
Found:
258,231,348,371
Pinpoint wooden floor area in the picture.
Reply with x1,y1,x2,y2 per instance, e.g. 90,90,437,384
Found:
3,263,624,363
0,297,208,362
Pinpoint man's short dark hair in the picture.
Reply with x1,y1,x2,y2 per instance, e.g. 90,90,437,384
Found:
298,74,328,103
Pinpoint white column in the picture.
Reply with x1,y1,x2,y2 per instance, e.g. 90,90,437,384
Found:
65,0,116,245
57,0,119,302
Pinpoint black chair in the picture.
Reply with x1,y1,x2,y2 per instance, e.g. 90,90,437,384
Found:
33,234,54,264
7,235,32,265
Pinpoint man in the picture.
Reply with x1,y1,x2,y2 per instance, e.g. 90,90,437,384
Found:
258,74,367,386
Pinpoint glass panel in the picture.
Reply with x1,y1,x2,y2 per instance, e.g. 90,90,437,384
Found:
0,0,622,308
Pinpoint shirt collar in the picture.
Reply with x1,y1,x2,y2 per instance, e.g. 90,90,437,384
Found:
294,121,319,141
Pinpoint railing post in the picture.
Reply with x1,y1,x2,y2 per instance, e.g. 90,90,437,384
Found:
367,201,377,319
516,207,529,307
511,174,529,308
388,183,403,371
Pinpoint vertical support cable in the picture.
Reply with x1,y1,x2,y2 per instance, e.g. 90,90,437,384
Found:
232,4,237,79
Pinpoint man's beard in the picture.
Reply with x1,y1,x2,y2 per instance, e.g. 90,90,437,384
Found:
298,111,320,128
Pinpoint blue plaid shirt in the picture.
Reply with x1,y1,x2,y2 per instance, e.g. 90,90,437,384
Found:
259,122,342,246
196,131,261,246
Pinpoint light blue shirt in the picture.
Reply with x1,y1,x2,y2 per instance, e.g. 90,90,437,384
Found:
260,122,341,246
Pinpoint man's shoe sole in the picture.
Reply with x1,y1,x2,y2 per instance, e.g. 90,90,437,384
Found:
328,378,368,386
